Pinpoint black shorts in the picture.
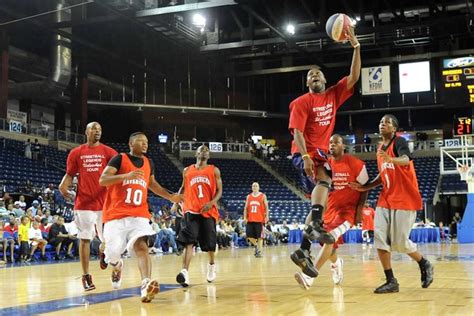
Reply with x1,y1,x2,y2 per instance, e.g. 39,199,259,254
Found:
246,222,264,239
177,213,217,252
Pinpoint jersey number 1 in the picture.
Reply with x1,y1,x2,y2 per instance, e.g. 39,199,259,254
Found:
197,184,204,198
125,188,143,205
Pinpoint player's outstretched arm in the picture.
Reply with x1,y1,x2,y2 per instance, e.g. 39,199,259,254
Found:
349,174,382,192
149,175,182,203
346,26,361,89
59,174,73,199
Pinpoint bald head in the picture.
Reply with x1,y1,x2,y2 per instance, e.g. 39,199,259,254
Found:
85,122,102,145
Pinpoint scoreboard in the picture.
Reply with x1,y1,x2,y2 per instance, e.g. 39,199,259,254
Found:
454,116,473,136
442,56,474,106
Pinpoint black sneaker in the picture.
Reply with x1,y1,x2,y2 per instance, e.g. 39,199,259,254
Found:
303,220,335,244
65,254,75,260
420,260,434,288
255,250,263,258
290,248,318,278
40,255,48,261
374,278,399,294
54,255,62,261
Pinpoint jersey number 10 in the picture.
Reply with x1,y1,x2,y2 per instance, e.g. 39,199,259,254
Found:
125,188,143,205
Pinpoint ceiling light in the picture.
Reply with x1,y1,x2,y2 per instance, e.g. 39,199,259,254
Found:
192,13,206,28
286,24,295,35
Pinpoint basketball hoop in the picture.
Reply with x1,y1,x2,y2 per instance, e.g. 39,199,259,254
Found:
458,165,472,181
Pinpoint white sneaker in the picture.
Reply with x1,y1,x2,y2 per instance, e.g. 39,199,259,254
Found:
140,278,160,303
331,257,344,285
207,263,216,283
111,260,124,289
294,272,314,290
176,269,190,287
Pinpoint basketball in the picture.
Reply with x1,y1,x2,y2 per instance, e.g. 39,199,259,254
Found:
326,13,352,42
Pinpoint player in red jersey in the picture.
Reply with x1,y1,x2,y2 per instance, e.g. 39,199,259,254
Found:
289,27,361,278
295,134,368,289
361,202,375,248
243,182,269,258
99,132,181,302
176,145,223,287
59,122,117,291
350,114,434,294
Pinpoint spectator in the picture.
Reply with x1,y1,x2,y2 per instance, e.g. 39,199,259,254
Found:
27,200,40,216
0,199,8,219
43,210,53,223
48,216,75,260
438,221,447,241
6,203,14,217
17,195,27,211
18,216,30,262
4,215,18,234
279,220,290,243
154,221,178,253
28,221,48,261
450,212,462,238
39,218,51,235
2,193,13,207
25,139,32,159
32,138,41,160
0,220,15,263
12,201,24,217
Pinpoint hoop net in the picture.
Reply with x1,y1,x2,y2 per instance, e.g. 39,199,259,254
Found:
458,165,472,181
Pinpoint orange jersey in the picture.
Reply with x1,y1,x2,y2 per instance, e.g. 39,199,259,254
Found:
361,207,375,230
246,193,267,223
103,154,151,223
377,138,422,211
324,154,366,225
183,164,219,221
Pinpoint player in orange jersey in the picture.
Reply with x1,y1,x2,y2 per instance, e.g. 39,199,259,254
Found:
350,114,434,294
176,145,223,287
99,132,181,302
243,182,269,258
295,134,368,289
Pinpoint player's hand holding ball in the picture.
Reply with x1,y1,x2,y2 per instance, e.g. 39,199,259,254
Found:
326,13,359,48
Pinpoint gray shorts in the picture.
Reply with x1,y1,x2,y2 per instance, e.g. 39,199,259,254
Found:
374,207,417,253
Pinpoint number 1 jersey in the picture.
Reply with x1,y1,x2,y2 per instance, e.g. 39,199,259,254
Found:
103,153,151,223
183,164,219,221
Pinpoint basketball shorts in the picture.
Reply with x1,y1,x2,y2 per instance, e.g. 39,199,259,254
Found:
292,149,332,194
323,209,355,249
246,222,264,239
374,207,417,253
74,210,104,241
177,213,217,252
103,216,156,264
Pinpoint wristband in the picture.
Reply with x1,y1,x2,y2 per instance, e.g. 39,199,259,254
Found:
353,43,360,48
302,154,311,160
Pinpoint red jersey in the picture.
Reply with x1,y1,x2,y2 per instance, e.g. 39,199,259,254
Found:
183,164,219,221
288,77,353,155
362,207,375,231
246,192,267,223
102,154,151,223
66,143,117,211
324,154,367,225
377,138,422,211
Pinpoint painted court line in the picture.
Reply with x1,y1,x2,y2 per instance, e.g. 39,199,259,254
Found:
0,284,181,315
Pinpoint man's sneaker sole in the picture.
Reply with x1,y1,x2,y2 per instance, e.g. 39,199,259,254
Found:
176,273,189,287
294,272,310,290
290,251,318,278
84,284,96,291
141,280,160,303
332,258,344,285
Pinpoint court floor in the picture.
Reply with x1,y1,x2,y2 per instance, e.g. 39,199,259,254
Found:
0,243,473,315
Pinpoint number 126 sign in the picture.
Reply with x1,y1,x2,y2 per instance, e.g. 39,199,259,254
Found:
209,142,223,152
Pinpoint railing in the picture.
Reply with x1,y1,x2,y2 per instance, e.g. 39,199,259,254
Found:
346,140,443,154
177,141,250,153
0,118,85,144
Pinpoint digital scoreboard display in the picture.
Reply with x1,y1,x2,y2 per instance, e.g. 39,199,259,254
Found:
454,116,473,136
442,56,474,106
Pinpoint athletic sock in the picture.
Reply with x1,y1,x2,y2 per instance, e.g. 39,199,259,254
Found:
301,238,312,251
384,269,395,281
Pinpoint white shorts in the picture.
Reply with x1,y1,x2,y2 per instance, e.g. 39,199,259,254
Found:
74,211,104,241
103,217,155,264
374,207,417,253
